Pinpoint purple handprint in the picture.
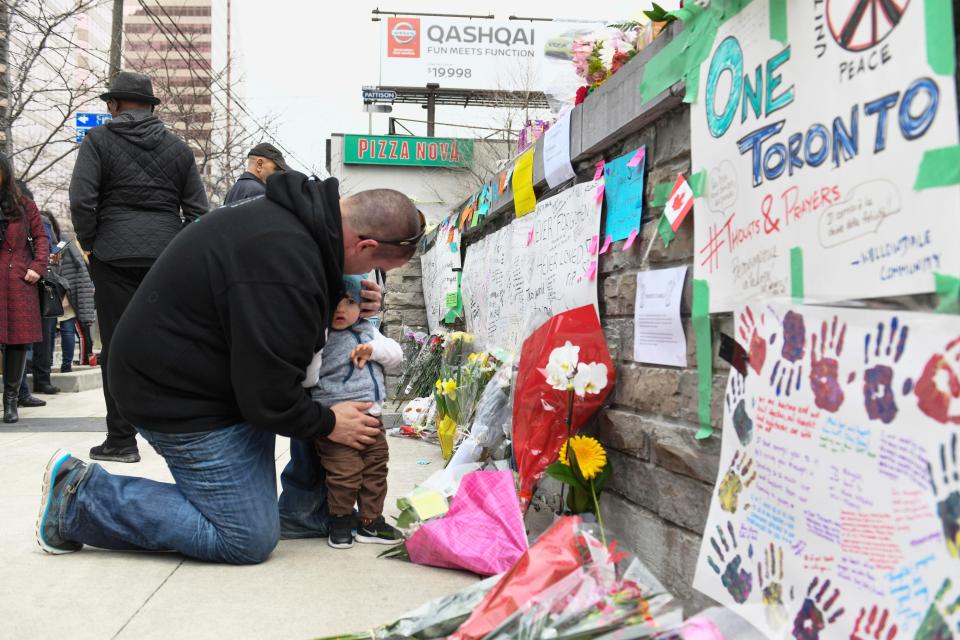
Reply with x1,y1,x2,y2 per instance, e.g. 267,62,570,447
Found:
792,576,845,640
706,521,753,604
809,316,849,413
862,316,909,424
770,310,806,397
726,372,753,445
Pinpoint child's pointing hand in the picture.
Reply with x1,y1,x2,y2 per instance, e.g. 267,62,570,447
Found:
351,343,374,369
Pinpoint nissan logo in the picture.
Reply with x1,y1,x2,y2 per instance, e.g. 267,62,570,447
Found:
391,21,417,44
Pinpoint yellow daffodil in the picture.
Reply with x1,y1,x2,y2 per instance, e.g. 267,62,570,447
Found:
435,379,443,394
467,352,479,364
558,436,607,480
438,414,457,461
450,331,475,343
440,378,458,398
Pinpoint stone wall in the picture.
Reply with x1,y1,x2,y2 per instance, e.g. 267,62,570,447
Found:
381,258,429,395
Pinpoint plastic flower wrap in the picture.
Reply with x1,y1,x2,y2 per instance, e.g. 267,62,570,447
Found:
395,333,446,398
433,333,499,461
513,305,615,507
571,27,637,91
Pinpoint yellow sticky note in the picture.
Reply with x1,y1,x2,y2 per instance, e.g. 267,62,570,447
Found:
406,487,449,521
512,149,536,217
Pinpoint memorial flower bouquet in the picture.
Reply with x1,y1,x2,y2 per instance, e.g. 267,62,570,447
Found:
395,333,446,398
433,333,499,460
571,28,637,91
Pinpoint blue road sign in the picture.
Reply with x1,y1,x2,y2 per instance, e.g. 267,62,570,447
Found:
75,112,111,142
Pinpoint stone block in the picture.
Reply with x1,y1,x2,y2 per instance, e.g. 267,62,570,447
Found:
613,363,685,418
602,317,633,363
602,271,638,316
649,416,722,484
606,449,659,514
654,107,691,164
595,408,650,459
386,291,425,309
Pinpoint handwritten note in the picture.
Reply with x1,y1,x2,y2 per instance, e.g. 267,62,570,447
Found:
633,266,687,367
543,111,576,189
461,181,602,352
603,146,647,242
420,221,461,334
512,148,537,217
694,302,960,638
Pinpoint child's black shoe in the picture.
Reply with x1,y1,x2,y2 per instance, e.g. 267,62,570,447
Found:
327,514,354,549
355,516,400,545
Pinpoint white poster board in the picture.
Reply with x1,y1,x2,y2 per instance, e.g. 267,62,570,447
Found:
462,181,602,352
691,0,960,312
419,222,461,334
695,301,960,638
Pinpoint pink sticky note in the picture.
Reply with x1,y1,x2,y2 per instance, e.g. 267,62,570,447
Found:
599,234,613,255
594,184,605,204
526,228,534,247
583,260,598,281
623,228,639,251
587,235,599,255
593,160,605,181
626,146,646,168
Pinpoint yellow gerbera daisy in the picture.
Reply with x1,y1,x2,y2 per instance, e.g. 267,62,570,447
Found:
558,436,607,480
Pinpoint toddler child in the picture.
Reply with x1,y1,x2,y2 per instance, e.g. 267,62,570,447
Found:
311,275,403,549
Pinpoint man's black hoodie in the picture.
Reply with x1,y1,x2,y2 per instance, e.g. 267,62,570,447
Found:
108,171,345,439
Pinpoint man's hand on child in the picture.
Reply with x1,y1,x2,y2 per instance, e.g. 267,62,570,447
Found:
328,401,382,450
351,343,374,369
358,279,382,318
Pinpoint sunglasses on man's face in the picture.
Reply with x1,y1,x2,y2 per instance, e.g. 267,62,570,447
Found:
359,209,427,247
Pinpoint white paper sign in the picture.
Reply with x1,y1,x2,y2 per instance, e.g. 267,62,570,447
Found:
633,266,687,367
420,223,461,334
462,181,602,352
691,1,960,312
543,111,577,189
694,301,960,638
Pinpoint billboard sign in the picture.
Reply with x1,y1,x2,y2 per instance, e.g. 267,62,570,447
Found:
343,134,473,168
379,16,604,95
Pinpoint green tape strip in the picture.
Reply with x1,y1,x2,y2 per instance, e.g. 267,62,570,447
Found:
693,279,713,439
639,28,690,103
657,214,675,248
935,272,960,314
683,66,701,104
790,246,804,301
651,181,673,207
925,0,956,76
769,0,788,44
914,145,960,190
689,170,707,197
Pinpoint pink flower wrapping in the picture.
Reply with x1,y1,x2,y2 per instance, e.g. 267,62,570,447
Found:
405,470,528,576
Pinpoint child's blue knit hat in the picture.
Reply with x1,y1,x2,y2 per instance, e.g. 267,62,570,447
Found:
343,275,364,303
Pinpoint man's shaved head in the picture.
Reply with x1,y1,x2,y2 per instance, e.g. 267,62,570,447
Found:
341,189,421,260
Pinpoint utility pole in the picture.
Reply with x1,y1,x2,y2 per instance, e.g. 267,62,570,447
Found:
225,0,232,154
109,0,124,78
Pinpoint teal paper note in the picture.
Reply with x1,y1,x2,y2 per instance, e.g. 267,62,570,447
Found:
603,146,647,242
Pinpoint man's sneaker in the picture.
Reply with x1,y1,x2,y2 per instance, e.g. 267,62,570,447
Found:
36,449,87,554
327,514,354,549
89,443,140,463
355,516,401,545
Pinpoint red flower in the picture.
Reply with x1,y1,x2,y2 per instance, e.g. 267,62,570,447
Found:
574,85,590,105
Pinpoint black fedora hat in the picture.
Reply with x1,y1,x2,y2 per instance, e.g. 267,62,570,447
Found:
100,71,161,106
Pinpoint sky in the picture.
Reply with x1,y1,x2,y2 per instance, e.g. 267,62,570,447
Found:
226,1,676,175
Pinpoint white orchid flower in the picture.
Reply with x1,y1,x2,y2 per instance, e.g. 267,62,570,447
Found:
573,362,608,396
545,362,572,391
547,342,580,376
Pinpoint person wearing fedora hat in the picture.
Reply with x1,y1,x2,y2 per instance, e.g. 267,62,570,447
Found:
223,142,290,205
69,70,209,464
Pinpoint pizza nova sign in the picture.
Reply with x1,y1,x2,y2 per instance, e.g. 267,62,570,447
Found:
343,134,474,168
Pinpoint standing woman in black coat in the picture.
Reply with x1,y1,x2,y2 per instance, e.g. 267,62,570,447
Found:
55,230,97,371
0,154,50,423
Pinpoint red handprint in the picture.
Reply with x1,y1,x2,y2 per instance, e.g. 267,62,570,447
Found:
739,306,767,375
849,605,897,640
914,336,960,425
810,316,848,413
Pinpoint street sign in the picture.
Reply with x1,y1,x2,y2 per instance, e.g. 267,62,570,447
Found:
363,104,393,113
75,112,112,143
362,89,398,103
343,134,473,167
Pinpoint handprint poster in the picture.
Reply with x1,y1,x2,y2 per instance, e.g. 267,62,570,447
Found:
694,302,960,639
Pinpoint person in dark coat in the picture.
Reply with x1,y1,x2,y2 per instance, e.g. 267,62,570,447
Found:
223,142,289,204
26,208,63,397
55,230,96,373
37,173,422,564
69,70,209,462
0,154,50,423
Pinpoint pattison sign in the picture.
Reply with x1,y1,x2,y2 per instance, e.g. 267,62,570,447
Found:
343,135,473,168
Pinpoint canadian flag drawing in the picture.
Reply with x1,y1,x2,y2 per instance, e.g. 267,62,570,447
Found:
664,173,694,232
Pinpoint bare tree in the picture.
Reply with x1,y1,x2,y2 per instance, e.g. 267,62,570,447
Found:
2,0,112,212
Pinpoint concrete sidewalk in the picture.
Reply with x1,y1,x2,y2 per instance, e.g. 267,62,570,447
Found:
0,393,477,639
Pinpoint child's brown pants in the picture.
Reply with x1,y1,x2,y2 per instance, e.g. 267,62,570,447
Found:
315,430,389,521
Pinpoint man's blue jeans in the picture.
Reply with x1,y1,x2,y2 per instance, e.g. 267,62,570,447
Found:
62,423,281,564
277,438,331,538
